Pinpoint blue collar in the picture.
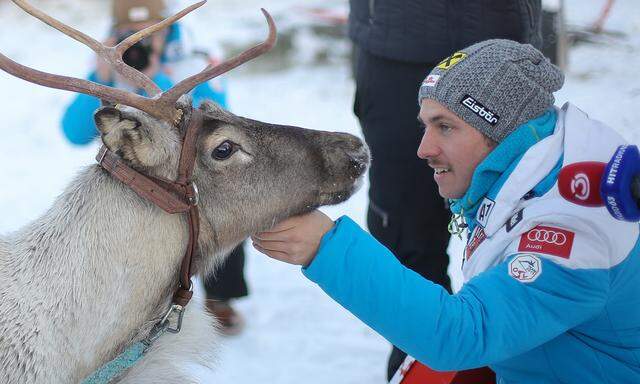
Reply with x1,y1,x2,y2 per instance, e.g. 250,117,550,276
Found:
450,109,558,229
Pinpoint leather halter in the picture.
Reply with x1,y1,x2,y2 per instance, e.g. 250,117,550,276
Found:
96,108,204,310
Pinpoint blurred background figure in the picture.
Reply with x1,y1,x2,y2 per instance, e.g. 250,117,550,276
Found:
60,0,247,335
347,0,544,379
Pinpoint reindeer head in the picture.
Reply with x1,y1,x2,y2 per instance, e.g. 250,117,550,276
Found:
0,0,369,267
94,99,368,254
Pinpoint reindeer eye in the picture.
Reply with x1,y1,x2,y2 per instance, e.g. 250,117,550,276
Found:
212,141,236,160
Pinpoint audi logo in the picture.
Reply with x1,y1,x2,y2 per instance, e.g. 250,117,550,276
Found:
527,229,567,245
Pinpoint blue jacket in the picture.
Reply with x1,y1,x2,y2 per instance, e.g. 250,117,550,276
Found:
303,104,640,383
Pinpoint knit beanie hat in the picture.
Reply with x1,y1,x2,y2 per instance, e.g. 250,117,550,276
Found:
112,0,166,28
418,39,564,143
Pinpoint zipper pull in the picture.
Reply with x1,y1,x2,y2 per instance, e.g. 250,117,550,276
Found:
448,211,468,240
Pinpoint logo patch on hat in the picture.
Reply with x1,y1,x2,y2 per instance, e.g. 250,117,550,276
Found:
436,52,467,70
509,254,541,283
460,95,500,126
518,225,575,259
422,74,440,87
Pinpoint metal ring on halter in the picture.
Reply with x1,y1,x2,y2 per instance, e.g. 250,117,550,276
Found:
188,182,199,206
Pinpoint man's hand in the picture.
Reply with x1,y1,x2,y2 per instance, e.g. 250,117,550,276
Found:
252,210,335,267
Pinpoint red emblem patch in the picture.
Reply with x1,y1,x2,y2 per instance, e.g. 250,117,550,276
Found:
465,227,487,260
518,225,575,259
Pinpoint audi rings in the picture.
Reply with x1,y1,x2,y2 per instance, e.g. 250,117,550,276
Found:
527,229,567,245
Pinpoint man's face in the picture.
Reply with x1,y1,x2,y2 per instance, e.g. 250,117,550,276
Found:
417,99,495,199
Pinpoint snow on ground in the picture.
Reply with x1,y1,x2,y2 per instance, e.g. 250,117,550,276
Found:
0,0,638,382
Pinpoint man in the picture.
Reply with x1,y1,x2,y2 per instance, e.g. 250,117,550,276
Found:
348,1,543,376
253,39,640,382
61,0,246,335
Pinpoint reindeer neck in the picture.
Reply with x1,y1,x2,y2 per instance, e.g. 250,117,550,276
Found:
0,165,190,382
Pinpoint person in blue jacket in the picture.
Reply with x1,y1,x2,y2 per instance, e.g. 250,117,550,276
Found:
62,0,246,334
61,0,226,145
252,39,640,383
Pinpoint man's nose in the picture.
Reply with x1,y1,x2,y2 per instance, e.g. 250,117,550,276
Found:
417,128,440,159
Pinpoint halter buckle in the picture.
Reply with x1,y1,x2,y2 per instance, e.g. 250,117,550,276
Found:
159,304,185,334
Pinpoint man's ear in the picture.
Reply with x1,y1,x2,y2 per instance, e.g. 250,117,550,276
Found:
94,106,155,168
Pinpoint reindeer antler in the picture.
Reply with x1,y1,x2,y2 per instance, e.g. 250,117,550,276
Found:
160,8,277,107
0,1,277,124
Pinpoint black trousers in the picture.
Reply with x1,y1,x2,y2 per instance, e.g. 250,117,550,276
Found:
203,243,248,301
353,47,452,380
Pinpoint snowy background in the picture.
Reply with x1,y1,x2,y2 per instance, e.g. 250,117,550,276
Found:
0,0,638,382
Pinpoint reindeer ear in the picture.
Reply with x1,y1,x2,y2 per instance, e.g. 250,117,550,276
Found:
95,106,127,136
94,106,157,168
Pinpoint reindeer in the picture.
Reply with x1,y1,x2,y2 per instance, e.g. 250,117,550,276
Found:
0,1,369,383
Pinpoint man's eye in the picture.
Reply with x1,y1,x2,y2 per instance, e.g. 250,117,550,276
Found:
212,141,236,160
440,125,452,133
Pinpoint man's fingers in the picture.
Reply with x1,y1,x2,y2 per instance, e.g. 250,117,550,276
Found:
266,220,298,233
252,231,287,241
252,238,290,254
252,242,293,264
251,233,292,244
261,212,316,234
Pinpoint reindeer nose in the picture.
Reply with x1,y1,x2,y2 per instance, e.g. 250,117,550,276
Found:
345,141,369,169
331,132,370,173
332,133,367,155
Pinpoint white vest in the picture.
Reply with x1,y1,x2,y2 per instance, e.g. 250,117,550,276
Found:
462,103,639,282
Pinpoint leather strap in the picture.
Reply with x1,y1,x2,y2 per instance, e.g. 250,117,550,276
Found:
173,109,204,306
176,109,203,185
96,146,191,214
96,108,205,309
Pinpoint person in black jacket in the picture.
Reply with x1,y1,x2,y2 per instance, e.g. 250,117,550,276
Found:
347,0,543,379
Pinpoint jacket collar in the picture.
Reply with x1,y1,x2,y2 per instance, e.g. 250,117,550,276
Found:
451,107,562,236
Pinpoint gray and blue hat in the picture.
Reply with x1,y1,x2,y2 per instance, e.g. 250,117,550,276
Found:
418,39,564,143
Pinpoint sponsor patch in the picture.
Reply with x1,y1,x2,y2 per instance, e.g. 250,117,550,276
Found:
460,95,500,126
476,197,495,228
436,52,467,70
570,172,591,201
422,74,440,87
509,254,542,283
518,225,575,259
506,209,524,233
465,227,487,260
